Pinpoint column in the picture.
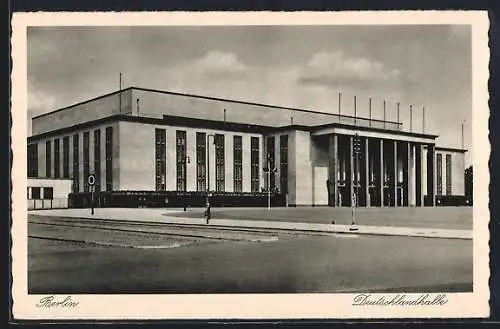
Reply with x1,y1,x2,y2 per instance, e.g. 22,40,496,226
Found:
427,143,435,206
404,142,410,206
419,144,425,207
410,144,416,206
393,140,398,207
350,135,354,207
379,139,384,207
328,134,338,207
415,144,422,206
365,137,370,207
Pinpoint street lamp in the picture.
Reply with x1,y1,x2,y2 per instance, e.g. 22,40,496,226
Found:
205,134,215,223
350,133,361,231
263,153,277,211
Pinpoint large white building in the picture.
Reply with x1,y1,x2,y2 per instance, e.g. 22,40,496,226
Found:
27,87,467,208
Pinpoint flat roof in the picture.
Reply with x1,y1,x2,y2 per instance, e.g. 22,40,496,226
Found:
32,86,402,127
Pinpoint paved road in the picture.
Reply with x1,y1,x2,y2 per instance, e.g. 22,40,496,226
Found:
169,207,473,230
28,216,472,294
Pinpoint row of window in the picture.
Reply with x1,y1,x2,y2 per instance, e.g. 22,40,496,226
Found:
27,186,53,200
27,127,114,193
437,153,453,196
154,130,284,192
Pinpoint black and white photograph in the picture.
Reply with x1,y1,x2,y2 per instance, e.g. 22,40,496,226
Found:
12,11,490,319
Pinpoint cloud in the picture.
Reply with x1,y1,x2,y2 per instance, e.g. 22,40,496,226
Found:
191,50,247,76
297,51,412,90
28,80,57,116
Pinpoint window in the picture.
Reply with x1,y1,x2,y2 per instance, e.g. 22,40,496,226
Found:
251,137,260,192
63,137,70,178
72,134,79,192
266,136,276,190
155,129,167,191
94,129,101,192
196,132,207,191
105,127,113,191
54,139,60,178
176,130,187,191
446,154,452,195
215,134,225,192
45,140,51,177
436,153,443,195
31,187,41,199
279,135,288,194
233,135,243,192
83,132,90,192
43,187,53,200
27,143,38,178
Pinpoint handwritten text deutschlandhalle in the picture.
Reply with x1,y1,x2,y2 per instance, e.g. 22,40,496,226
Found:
352,293,448,306
36,295,79,308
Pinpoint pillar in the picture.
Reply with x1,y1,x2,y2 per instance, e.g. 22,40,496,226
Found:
415,144,422,207
410,144,416,206
404,142,410,206
427,144,435,206
328,134,338,207
379,139,384,207
419,144,425,207
393,140,398,207
350,135,354,207
365,137,370,207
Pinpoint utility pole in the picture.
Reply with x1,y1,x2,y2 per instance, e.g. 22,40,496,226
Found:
423,106,426,133
369,97,372,127
410,105,413,132
397,102,400,131
461,120,465,149
119,72,122,115
338,92,342,123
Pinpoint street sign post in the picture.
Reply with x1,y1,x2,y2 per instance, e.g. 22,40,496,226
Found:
88,174,96,215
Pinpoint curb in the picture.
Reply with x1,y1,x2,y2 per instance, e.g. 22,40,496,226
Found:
28,213,472,240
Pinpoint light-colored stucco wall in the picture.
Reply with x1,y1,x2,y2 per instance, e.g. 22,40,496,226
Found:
118,121,263,192
288,130,313,206
32,90,132,135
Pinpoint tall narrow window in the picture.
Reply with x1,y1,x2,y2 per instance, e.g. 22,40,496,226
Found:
215,134,225,192
73,134,79,192
54,138,60,178
45,140,51,177
279,135,288,194
155,128,166,191
436,153,443,195
94,129,101,192
63,136,70,178
251,137,260,192
196,132,207,191
105,127,113,191
176,130,187,191
27,143,38,178
446,154,452,195
83,132,90,192
266,136,276,190
233,135,243,192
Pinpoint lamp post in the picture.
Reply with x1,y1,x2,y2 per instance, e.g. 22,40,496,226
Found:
263,154,277,211
205,134,215,223
351,133,361,231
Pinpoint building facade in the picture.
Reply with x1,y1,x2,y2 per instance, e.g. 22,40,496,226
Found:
27,87,467,207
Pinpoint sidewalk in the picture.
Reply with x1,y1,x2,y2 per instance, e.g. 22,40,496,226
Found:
28,208,472,240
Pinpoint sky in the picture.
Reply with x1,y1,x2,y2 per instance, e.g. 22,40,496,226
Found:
27,25,472,164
